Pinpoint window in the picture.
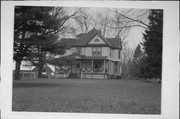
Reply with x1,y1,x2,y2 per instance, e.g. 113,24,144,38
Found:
94,39,99,42
92,47,102,56
76,48,82,55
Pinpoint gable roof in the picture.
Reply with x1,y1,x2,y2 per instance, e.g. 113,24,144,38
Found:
32,63,54,72
59,29,122,49
106,38,122,49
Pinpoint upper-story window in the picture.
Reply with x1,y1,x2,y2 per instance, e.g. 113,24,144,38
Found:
92,47,102,56
76,48,82,55
94,39,100,42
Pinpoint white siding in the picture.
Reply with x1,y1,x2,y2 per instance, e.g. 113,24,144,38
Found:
112,50,119,60
102,47,110,57
85,47,92,56
109,49,120,61
82,48,86,55
67,46,120,60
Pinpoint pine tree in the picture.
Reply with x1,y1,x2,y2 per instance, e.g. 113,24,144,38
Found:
131,44,143,77
14,6,76,79
133,44,142,64
141,9,163,79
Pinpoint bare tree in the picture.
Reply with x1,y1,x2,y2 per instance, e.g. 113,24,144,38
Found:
73,8,96,34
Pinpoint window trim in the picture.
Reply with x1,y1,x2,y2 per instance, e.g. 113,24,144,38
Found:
92,47,102,56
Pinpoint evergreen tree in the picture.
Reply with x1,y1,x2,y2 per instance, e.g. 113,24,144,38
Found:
141,9,163,79
133,44,142,64
14,6,76,79
131,44,143,77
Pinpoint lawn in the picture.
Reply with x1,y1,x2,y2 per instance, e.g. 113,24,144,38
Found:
12,79,161,114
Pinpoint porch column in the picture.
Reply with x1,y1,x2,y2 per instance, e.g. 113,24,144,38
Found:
104,60,106,79
104,60,106,73
91,60,93,78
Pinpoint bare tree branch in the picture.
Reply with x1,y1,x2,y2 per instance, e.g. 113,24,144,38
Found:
113,10,150,28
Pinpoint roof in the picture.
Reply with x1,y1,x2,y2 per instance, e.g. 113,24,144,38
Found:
32,63,54,72
59,29,122,49
106,38,122,49
77,56,108,60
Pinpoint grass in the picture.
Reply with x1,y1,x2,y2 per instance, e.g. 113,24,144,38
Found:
12,78,161,114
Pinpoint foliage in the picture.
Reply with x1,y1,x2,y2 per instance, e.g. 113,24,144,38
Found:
47,53,77,67
140,9,163,79
14,6,75,79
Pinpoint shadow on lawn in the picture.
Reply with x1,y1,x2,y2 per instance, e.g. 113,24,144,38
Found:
13,82,60,88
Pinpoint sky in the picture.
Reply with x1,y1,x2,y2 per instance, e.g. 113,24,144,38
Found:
65,7,149,50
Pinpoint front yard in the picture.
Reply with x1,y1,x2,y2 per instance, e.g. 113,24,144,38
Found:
12,78,161,114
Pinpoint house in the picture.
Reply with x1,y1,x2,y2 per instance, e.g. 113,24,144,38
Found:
32,64,54,78
13,61,54,79
56,28,122,79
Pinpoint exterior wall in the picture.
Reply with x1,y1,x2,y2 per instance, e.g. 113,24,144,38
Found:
81,48,86,55
109,49,120,61
74,47,110,57
85,47,92,56
68,46,121,60
88,35,105,44
102,47,110,57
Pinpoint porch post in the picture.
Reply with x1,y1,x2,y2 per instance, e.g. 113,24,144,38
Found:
104,60,106,73
91,59,93,78
104,60,106,79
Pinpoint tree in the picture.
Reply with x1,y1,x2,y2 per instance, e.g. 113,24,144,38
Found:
141,9,163,79
133,44,143,64
14,6,77,80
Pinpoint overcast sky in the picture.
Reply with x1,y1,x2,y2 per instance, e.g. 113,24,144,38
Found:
64,7,149,50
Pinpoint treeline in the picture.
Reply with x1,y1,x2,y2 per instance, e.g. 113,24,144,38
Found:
122,10,163,80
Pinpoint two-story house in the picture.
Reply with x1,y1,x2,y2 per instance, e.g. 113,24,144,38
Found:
57,28,122,79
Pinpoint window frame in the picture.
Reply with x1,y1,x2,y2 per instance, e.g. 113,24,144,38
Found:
92,47,102,56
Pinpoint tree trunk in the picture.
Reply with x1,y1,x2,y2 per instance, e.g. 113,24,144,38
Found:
38,55,44,78
14,60,21,80
38,62,43,78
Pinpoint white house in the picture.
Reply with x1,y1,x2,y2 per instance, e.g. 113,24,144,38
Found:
56,28,122,79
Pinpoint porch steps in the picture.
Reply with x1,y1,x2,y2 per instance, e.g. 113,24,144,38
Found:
68,73,79,79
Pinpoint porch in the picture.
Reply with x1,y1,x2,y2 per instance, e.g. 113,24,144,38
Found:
71,58,121,79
